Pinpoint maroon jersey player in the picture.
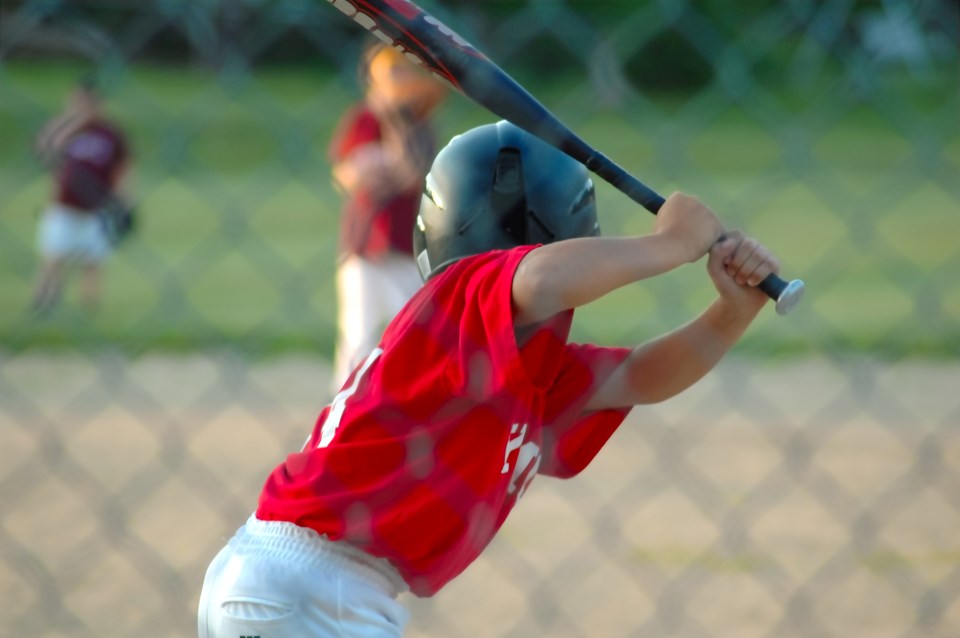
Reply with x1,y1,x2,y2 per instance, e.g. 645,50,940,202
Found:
199,121,782,637
31,78,131,312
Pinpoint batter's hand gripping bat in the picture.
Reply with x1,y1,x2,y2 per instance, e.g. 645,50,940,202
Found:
326,0,805,315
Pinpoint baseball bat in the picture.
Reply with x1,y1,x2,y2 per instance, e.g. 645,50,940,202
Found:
326,0,805,315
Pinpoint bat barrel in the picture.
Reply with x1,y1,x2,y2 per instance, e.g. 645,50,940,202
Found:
582,154,665,214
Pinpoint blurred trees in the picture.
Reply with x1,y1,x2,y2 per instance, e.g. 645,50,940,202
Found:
2,0,956,90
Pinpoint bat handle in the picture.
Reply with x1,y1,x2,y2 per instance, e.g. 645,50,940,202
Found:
758,274,805,315
645,194,805,315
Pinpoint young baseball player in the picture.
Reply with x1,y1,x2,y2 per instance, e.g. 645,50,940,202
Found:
31,76,133,313
198,121,782,637
328,41,447,394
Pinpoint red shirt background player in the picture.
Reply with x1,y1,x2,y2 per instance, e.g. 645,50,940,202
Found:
198,121,784,638
331,105,424,260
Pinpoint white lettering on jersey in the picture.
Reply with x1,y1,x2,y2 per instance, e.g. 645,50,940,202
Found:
510,441,541,498
502,423,527,473
316,348,382,449
502,422,541,498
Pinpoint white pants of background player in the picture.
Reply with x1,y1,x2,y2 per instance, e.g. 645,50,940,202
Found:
198,515,410,638
330,252,422,394
32,203,112,311
38,203,112,263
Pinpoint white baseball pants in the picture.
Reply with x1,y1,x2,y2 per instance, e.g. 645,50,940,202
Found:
331,253,423,394
198,515,410,638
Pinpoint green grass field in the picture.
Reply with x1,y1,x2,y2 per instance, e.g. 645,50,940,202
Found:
1,60,958,358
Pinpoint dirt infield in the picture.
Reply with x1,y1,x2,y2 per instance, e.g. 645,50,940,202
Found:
1,352,957,637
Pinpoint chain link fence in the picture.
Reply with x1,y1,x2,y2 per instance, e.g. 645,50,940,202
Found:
1,0,958,636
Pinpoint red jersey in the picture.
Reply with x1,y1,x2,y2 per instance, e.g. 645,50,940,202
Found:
56,120,128,211
257,246,632,596
329,104,433,259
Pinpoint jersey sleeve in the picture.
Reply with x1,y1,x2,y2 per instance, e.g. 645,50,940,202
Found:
445,247,537,397
538,343,633,478
329,106,381,163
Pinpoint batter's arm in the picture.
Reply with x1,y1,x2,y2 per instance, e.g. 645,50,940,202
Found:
583,234,775,408
584,298,758,409
512,234,688,327
512,193,723,326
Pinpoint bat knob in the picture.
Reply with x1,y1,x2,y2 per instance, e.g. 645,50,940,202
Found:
774,279,805,316
758,274,805,315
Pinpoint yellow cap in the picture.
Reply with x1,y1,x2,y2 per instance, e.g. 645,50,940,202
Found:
366,45,407,89
364,43,446,115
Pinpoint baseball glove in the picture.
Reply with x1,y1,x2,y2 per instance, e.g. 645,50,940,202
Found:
99,197,137,247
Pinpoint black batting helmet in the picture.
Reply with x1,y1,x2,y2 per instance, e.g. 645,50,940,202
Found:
413,120,600,280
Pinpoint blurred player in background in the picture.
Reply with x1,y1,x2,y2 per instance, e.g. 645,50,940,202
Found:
198,121,784,637
328,41,446,393
31,76,133,313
